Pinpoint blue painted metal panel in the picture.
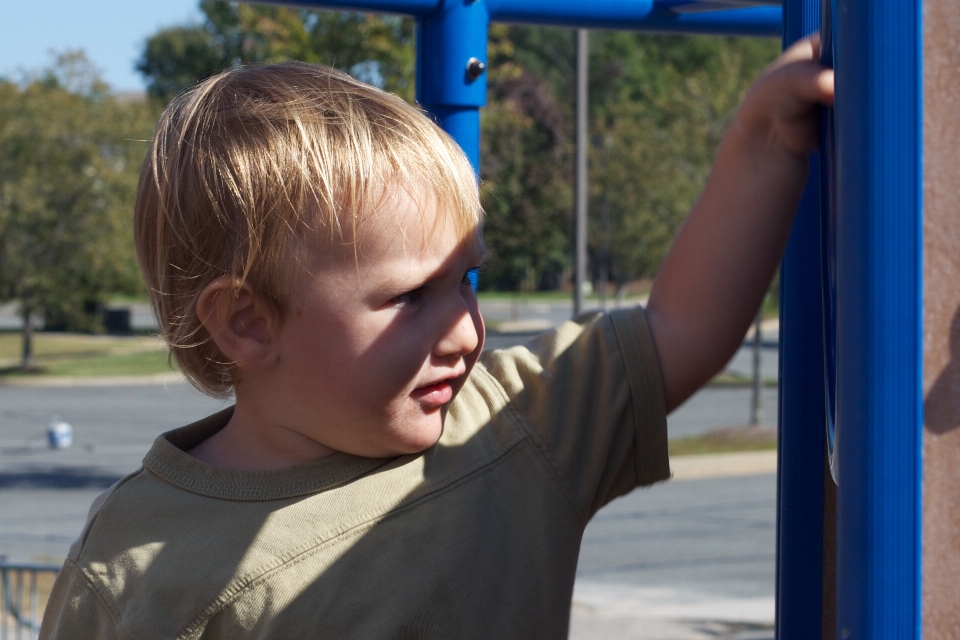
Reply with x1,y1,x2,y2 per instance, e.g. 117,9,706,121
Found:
775,1,825,638
833,1,922,638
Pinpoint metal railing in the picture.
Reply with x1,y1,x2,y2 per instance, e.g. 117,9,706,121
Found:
0,558,60,640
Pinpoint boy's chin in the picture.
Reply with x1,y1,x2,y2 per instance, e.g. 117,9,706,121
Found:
390,415,446,456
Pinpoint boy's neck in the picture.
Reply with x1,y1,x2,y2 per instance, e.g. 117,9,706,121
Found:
188,400,338,471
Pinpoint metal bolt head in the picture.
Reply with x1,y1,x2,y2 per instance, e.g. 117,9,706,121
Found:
466,57,486,81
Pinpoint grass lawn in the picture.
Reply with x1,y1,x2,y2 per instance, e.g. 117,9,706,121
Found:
709,371,778,387
669,426,777,456
477,287,651,303
476,285,781,318
0,332,176,378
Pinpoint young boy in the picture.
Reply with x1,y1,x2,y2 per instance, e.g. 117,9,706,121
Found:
41,38,833,639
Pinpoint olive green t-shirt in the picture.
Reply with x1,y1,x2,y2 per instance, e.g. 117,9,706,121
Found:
40,308,669,640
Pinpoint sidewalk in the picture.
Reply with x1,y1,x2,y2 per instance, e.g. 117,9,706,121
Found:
570,582,773,640
670,450,776,480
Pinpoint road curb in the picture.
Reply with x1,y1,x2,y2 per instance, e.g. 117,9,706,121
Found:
0,372,187,388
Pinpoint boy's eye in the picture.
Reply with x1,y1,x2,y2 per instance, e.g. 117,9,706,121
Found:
392,288,424,306
463,267,480,292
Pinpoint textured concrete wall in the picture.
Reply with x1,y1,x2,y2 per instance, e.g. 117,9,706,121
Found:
922,0,960,634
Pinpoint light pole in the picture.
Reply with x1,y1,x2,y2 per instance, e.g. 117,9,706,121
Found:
574,28,588,317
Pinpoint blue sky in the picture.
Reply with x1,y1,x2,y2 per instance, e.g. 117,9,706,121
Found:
0,0,205,93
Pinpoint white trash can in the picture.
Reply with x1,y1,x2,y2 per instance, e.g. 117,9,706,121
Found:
47,418,73,449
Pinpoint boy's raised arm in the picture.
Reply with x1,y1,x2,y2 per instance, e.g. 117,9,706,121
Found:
646,36,835,413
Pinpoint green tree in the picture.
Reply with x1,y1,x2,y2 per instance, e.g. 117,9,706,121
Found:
137,1,416,104
586,34,779,291
0,53,152,369
479,26,573,291
476,26,777,293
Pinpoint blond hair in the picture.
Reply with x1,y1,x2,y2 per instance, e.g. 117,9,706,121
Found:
135,62,481,397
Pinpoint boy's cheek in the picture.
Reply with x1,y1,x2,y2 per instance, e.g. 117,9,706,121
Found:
472,309,486,352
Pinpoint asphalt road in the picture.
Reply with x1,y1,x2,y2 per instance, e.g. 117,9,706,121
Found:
572,474,775,639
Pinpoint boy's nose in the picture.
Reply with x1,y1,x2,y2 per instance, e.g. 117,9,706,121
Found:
434,299,481,358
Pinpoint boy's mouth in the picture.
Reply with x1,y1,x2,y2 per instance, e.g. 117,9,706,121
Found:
411,371,464,407
411,380,454,406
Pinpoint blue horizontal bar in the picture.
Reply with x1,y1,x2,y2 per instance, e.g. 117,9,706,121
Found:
487,1,780,36
485,0,654,27
256,0,781,36
646,6,781,36
251,0,440,17
663,0,779,10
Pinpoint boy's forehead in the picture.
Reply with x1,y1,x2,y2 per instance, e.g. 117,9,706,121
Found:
307,201,481,270
358,213,482,262
358,185,480,250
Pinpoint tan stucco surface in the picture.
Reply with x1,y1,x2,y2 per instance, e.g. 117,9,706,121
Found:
922,0,960,634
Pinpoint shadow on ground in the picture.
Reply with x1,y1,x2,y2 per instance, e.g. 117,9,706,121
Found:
0,466,121,489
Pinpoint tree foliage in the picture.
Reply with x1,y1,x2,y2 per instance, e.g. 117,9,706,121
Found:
0,52,152,367
478,26,573,291
478,27,778,291
586,33,779,289
137,1,416,103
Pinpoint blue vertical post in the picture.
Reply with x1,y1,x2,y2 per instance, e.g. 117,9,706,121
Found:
417,0,489,172
775,1,826,638
833,1,923,638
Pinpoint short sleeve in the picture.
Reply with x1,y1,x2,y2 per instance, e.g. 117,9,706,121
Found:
476,306,669,520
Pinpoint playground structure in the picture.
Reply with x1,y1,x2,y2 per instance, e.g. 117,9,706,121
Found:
255,0,950,637
250,0,951,637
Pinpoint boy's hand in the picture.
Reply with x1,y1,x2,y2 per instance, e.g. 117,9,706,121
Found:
735,35,835,161
647,35,835,413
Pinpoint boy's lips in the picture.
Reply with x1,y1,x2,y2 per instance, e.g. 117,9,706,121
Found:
411,372,463,407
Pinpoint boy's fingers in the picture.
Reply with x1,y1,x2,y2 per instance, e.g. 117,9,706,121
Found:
815,68,835,106
761,35,835,108
780,63,835,107
772,33,821,69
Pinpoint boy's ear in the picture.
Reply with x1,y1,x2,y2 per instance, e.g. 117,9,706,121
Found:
196,277,280,372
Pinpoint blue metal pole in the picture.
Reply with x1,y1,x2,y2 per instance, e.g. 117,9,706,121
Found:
775,2,825,638
417,0,490,172
833,1,923,638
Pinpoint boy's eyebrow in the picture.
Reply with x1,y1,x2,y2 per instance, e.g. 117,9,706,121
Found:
377,244,487,293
